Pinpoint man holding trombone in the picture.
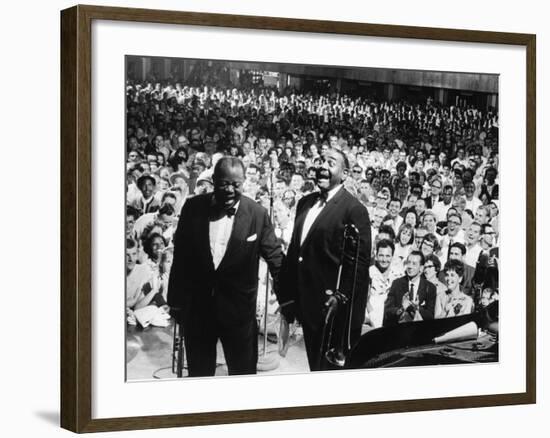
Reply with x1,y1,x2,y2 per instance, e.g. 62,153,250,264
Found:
279,148,372,371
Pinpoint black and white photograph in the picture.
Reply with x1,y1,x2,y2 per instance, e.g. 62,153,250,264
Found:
125,56,500,380
3,0,546,435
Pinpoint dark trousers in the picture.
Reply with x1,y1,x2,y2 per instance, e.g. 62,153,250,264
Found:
184,318,258,377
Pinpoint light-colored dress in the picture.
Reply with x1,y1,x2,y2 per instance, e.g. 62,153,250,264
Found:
126,263,154,309
435,289,474,319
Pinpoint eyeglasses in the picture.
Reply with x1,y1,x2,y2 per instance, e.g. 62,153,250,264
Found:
424,264,435,269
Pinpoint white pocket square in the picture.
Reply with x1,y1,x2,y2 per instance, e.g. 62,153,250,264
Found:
246,234,257,242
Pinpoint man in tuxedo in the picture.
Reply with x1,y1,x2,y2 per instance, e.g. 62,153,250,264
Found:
167,157,283,377
279,148,371,371
383,251,437,326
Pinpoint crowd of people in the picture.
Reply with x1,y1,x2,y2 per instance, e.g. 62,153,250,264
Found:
125,77,500,344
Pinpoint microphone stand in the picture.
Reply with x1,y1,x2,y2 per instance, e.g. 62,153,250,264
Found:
257,160,280,371
263,163,274,357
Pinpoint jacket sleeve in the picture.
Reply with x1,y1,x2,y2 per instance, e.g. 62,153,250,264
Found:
167,199,191,311
350,202,372,287
351,202,371,318
276,196,312,323
462,266,475,297
383,279,402,326
419,282,437,320
259,208,284,302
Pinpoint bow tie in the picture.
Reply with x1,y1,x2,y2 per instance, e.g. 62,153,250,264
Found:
317,191,329,205
224,206,237,217
210,204,236,220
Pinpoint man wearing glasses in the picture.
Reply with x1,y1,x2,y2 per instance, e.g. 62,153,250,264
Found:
473,224,499,292
351,164,364,182
440,212,465,265
168,157,283,377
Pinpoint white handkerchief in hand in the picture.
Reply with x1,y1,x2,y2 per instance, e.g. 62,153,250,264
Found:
151,311,170,327
246,233,257,242
133,305,159,328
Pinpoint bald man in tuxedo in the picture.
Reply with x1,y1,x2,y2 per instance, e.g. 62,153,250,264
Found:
168,157,283,376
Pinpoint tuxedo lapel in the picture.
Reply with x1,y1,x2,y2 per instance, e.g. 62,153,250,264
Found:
200,195,215,271
216,198,249,271
300,188,345,249
292,195,317,248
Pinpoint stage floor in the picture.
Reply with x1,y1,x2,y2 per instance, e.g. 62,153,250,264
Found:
126,318,310,380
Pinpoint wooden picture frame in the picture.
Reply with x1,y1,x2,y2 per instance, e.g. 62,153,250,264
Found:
60,4,536,433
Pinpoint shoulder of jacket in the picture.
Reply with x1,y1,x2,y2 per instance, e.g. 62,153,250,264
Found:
239,195,262,214
342,188,366,209
296,192,317,209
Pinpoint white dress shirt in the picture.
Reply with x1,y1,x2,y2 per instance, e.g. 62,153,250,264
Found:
391,215,404,236
209,201,240,269
300,185,342,246
432,201,452,223
464,243,483,267
439,229,465,265
465,197,482,214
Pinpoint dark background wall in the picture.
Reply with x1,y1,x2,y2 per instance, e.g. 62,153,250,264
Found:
127,56,498,110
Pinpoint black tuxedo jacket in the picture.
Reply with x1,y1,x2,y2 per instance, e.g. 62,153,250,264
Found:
167,193,283,329
280,187,371,333
383,275,437,326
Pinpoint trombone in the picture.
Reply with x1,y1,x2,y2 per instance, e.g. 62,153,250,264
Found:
319,223,361,370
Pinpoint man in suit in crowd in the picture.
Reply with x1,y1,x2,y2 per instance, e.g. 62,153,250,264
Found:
424,177,442,209
383,250,437,326
473,223,499,291
279,148,371,371
167,157,283,377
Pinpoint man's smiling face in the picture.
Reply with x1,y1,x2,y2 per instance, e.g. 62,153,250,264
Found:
316,149,346,192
